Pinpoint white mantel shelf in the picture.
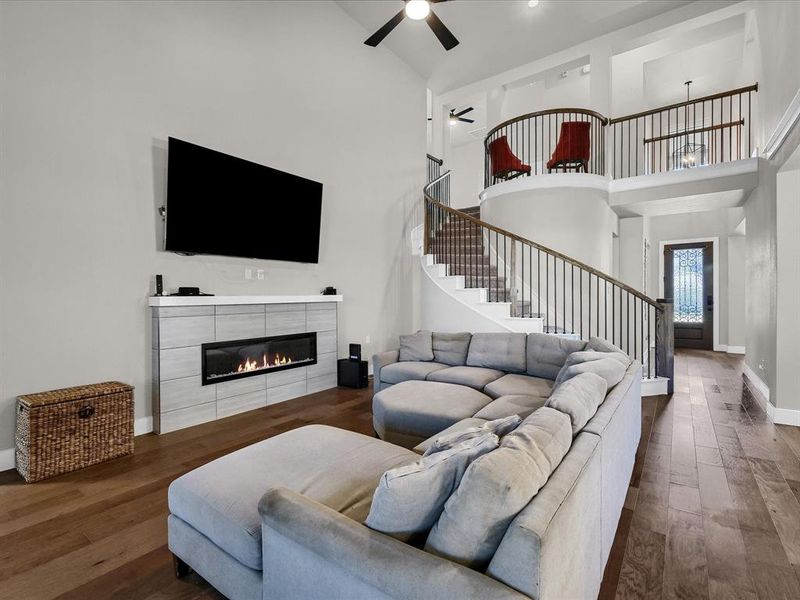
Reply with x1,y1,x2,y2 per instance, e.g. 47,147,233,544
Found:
148,295,343,307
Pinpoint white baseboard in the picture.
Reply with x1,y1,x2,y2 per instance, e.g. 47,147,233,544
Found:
726,345,746,355
741,362,800,425
0,447,14,472
0,416,154,474
135,416,153,436
642,376,669,397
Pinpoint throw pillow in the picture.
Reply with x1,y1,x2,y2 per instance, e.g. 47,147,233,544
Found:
432,332,472,366
424,415,522,456
545,372,608,434
424,407,572,569
365,432,499,542
399,330,434,362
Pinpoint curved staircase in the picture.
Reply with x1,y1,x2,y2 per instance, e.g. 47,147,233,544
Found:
420,164,673,395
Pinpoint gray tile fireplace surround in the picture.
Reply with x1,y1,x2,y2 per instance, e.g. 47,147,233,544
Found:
149,296,342,434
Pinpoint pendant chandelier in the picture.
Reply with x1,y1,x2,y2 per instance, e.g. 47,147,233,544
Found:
673,81,706,169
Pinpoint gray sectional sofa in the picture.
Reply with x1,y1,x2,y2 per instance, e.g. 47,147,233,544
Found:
167,330,642,600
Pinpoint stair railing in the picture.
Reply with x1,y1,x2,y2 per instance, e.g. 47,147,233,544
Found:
484,108,608,187
608,83,758,178
424,170,673,386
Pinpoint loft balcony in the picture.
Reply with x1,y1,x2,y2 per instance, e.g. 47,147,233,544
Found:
481,84,759,217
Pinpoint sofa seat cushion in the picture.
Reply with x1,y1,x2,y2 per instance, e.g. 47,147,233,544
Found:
484,373,553,400
466,332,527,373
168,425,417,571
426,366,505,390
380,361,448,385
425,407,573,569
373,381,494,448
474,394,548,421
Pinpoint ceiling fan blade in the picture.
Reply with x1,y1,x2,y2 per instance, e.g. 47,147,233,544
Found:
426,10,459,51
453,107,474,117
459,118,475,124
364,9,406,47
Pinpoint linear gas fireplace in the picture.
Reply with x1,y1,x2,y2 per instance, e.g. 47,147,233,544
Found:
201,332,317,385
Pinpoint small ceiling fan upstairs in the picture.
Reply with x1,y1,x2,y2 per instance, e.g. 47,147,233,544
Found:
449,107,474,124
364,0,459,51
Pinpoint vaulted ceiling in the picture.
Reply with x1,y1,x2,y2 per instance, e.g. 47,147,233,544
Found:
337,0,702,92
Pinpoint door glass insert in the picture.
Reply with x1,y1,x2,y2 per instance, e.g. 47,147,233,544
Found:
673,247,704,323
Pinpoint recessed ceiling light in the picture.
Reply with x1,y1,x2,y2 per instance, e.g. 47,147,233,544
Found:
528,0,540,8
405,0,431,21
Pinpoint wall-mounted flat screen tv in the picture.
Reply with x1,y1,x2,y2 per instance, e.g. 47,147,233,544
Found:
165,137,323,263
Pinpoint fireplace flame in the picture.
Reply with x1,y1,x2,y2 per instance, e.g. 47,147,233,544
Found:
235,353,292,373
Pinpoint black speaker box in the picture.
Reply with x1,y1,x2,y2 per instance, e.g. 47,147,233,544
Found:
338,359,368,388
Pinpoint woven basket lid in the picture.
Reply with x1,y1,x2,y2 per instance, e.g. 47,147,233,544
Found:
18,381,134,408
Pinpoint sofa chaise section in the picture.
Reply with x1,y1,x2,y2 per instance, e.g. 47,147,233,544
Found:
167,425,419,595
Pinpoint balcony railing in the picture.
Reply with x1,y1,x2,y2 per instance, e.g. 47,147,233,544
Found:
483,109,608,187
608,84,758,179
481,84,758,185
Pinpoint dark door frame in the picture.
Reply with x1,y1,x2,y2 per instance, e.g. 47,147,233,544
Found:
659,238,719,350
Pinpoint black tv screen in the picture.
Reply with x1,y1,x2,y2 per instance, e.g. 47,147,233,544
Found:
165,137,323,263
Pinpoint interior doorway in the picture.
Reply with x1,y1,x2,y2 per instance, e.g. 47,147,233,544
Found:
664,241,714,349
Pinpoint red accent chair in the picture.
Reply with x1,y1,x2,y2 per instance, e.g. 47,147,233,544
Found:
489,135,531,181
547,121,591,173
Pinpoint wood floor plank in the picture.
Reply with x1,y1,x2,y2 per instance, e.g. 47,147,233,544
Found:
662,507,710,600
748,457,800,566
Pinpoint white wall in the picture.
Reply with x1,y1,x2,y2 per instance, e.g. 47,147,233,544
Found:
775,167,800,412
480,181,616,273
448,139,485,209
727,235,746,350
0,1,426,452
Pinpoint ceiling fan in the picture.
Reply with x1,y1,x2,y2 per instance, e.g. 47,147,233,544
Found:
449,107,474,124
364,0,459,51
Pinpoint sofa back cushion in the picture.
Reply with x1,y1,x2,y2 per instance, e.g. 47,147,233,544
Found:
432,332,472,366
466,332,527,373
545,373,608,435
399,331,434,362
424,407,572,569
554,353,627,390
365,433,499,542
526,333,587,380
424,415,521,456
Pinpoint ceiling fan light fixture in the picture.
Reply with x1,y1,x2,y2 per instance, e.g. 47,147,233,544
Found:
405,0,431,21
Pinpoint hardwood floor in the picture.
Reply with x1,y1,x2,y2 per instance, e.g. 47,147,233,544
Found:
1,350,799,599
599,349,800,600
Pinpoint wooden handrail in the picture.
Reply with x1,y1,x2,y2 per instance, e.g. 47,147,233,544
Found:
423,172,662,311
609,83,758,124
484,107,609,145
643,119,744,145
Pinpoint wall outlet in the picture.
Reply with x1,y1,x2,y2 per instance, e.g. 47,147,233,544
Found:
365,335,371,345
245,268,253,280
257,269,265,281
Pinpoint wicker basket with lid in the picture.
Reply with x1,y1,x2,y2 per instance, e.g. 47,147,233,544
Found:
15,381,134,483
